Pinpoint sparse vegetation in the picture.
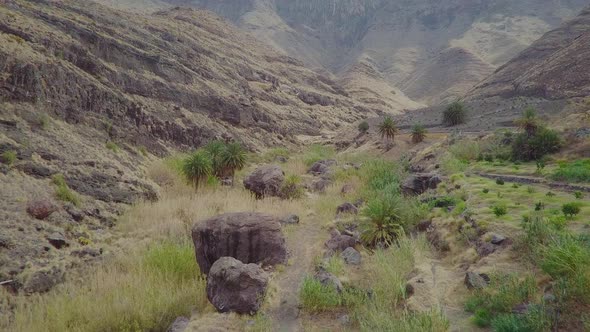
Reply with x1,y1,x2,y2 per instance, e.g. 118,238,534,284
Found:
442,101,467,126
1,150,17,167
410,124,427,143
105,141,119,153
302,144,335,167
552,159,590,183
280,174,304,200
491,203,507,217
52,174,80,206
300,276,341,312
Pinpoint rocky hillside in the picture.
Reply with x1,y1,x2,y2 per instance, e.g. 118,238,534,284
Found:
143,0,588,105
467,6,590,100
0,0,371,293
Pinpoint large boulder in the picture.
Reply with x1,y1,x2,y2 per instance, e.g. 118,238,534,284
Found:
26,199,58,220
192,212,287,274
243,165,284,198
308,159,337,176
206,257,269,314
325,234,357,252
401,173,442,195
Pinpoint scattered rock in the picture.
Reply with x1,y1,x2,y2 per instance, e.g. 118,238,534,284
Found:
464,271,489,289
490,234,507,245
415,220,432,232
274,156,287,163
314,268,343,292
23,266,64,293
167,317,189,332
243,165,285,198
325,234,357,252
338,314,351,325
336,202,358,215
71,247,102,258
17,162,54,178
47,232,68,249
341,247,361,265
279,214,299,225
476,242,497,257
512,303,532,315
543,293,557,303
65,204,84,222
340,183,354,195
26,199,58,220
308,160,336,175
192,212,287,274
401,173,442,195
405,283,415,297
310,177,332,193
206,257,269,314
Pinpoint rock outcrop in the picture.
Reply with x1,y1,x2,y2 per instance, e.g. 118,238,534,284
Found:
401,173,442,196
206,257,269,314
243,165,285,198
192,212,287,274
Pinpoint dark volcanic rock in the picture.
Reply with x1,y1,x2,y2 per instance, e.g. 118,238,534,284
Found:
336,202,358,215
47,232,68,249
341,247,361,265
464,271,489,289
206,257,269,314
23,266,64,293
325,234,357,252
308,159,337,175
279,214,299,225
26,199,58,220
314,268,343,292
401,173,442,195
192,212,287,274
243,165,285,198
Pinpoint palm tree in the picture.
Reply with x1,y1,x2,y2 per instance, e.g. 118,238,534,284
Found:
378,116,398,143
411,124,427,143
182,151,213,190
515,107,539,137
220,142,247,184
204,140,226,176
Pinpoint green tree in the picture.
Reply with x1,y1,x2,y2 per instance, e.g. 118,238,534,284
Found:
182,151,213,190
443,101,467,126
378,116,398,143
515,107,539,137
220,142,247,184
411,124,427,143
204,140,226,176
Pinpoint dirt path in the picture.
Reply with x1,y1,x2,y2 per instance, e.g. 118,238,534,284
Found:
268,214,328,332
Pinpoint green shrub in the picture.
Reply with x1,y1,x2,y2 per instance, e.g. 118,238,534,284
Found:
52,174,80,206
358,121,369,134
280,174,304,200
511,183,520,189
300,277,341,312
491,204,507,217
360,160,401,196
495,179,505,185
552,159,590,183
360,195,405,247
574,191,584,199
511,127,562,161
482,188,489,194
450,141,481,162
561,202,581,219
546,191,555,197
442,101,467,126
534,202,545,211
105,141,119,153
526,186,536,194
378,116,398,143
1,150,17,166
433,196,456,208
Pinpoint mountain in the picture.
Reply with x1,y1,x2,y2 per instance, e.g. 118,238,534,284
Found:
143,0,588,105
0,0,371,292
467,6,590,100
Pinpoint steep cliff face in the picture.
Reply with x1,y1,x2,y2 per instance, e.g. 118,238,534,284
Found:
467,6,590,100
0,0,369,293
154,0,587,105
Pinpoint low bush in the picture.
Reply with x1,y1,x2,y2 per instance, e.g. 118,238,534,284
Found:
491,204,507,217
482,188,489,194
450,140,481,162
280,175,304,200
535,202,545,211
574,191,584,199
562,202,581,219
552,159,590,183
1,150,17,166
358,121,369,134
495,179,505,185
52,174,80,206
411,124,427,143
